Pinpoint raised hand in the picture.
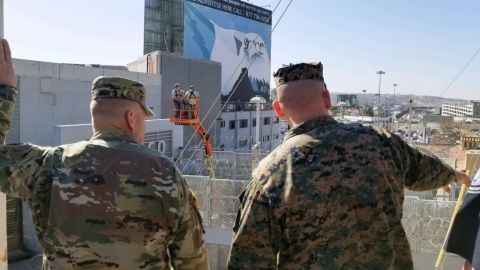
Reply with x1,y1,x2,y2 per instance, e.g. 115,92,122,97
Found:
0,39,17,87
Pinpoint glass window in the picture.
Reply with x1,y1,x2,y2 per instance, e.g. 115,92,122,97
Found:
240,119,248,128
264,117,270,125
229,120,236,130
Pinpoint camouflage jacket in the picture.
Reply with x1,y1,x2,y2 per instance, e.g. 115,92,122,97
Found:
228,116,456,270
0,85,208,270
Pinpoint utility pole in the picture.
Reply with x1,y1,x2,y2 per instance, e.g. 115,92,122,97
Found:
362,89,366,122
393,83,398,108
376,70,385,126
408,97,413,144
0,1,8,268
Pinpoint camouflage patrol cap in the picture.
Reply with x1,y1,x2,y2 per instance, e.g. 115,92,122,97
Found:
91,76,155,117
273,62,324,87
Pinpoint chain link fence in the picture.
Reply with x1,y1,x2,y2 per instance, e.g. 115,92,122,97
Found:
183,147,461,255
186,176,458,254
178,150,268,180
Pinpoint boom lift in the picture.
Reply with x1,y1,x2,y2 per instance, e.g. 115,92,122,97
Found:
169,97,215,178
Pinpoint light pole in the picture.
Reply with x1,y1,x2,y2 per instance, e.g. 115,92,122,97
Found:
393,83,398,108
362,89,367,121
376,70,385,125
408,98,413,144
250,96,266,169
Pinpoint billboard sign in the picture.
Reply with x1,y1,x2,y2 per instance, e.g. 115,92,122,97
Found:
184,0,272,102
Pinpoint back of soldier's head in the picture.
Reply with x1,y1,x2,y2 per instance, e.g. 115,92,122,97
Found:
273,62,329,113
90,76,155,118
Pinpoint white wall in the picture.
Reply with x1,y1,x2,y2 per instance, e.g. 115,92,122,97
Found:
53,119,183,158
14,59,162,146
219,110,284,152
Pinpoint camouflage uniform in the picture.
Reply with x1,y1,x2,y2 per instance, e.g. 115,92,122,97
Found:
227,63,457,269
184,86,197,119
0,77,208,269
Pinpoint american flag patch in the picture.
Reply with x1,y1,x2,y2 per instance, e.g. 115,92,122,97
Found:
468,170,480,194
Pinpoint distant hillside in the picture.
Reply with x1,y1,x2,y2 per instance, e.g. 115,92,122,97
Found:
331,92,468,107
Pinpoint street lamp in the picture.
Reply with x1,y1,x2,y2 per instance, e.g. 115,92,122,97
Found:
362,90,367,120
250,96,266,169
393,83,398,108
376,70,386,124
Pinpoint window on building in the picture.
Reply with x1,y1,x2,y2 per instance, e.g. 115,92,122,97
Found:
273,134,279,139
263,135,270,142
252,118,256,127
229,120,236,130
240,119,248,128
264,117,270,125
220,120,225,128
273,117,280,123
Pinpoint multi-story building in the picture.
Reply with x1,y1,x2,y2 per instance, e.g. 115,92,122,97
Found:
128,50,222,149
144,0,272,102
144,0,184,55
142,0,279,156
217,102,285,152
441,100,480,118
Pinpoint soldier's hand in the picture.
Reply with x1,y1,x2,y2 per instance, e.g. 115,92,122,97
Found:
455,171,471,187
443,171,471,194
0,39,17,87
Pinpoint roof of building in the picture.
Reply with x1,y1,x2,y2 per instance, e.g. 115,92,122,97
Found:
413,143,466,171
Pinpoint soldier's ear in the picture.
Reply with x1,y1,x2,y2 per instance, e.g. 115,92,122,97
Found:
322,90,332,110
126,110,135,131
273,100,285,118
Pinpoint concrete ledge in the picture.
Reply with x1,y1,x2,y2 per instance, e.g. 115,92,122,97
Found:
205,228,232,246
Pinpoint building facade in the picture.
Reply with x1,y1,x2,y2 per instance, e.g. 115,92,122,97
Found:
127,50,222,150
144,0,184,55
441,100,480,118
144,0,272,102
217,102,285,152
461,136,480,150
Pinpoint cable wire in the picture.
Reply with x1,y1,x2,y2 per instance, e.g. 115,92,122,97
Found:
439,46,480,97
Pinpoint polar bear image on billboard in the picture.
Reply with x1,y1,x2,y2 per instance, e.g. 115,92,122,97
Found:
210,21,270,98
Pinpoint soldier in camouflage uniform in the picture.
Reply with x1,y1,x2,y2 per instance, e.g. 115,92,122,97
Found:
0,39,208,270
227,62,470,269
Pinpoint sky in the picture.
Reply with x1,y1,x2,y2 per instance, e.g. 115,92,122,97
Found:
4,0,480,100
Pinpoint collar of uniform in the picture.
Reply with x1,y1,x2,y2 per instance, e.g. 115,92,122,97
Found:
284,116,336,141
90,130,138,143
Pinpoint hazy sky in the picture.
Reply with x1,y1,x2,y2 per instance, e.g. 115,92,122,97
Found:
5,0,480,100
